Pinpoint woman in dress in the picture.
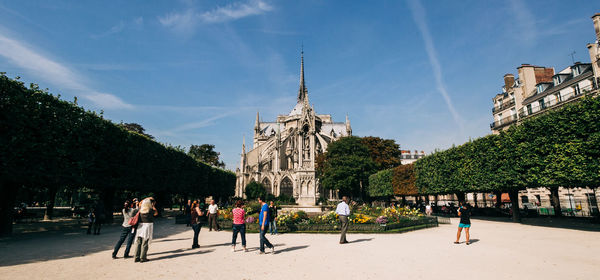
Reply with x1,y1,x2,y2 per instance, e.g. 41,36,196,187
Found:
231,200,247,252
134,197,157,262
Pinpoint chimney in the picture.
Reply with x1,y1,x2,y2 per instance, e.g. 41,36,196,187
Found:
593,13,600,42
503,74,515,91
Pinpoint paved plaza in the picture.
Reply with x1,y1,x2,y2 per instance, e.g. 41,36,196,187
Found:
0,218,598,280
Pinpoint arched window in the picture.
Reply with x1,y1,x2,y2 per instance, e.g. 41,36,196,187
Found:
280,177,293,197
262,178,272,195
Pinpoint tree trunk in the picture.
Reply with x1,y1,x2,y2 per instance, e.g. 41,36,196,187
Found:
549,187,562,217
434,194,439,205
43,186,58,221
100,188,115,223
473,193,478,207
456,192,465,203
0,182,18,236
482,192,487,207
401,196,406,205
494,191,502,209
508,190,521,222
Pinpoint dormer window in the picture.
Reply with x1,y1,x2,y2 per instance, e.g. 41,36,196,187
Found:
536,84,544,94
573,66,581,76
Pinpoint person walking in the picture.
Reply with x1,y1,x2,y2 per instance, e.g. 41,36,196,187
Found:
134,197,157,263
207,200,220,231
455,202,472,245
231,200,247,252
86,208,95,235
184,199,191,227
425,204,433,216
191,200,204,249
268,201,278,235
258,196,274,254
112,200,138,259
336,196,350,244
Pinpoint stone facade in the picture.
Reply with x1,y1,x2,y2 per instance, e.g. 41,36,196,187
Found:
235,53,351,206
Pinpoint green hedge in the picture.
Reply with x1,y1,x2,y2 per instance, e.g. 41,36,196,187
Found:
0,74,235,235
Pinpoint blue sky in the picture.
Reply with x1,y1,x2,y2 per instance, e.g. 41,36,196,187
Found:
1,0,598,170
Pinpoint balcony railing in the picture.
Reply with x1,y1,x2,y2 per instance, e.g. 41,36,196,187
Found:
490,114,517,129
492,98,515,113
518,84,596,118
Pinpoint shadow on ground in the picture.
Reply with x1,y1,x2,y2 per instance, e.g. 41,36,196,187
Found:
349,238,373,243
0,218,192,267
274,245,309,254
471,216,600,232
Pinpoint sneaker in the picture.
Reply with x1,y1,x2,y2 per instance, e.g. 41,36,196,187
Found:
243,247,248,252
257,251,265,255
271,246,275,254
134,258,140,262
231,246,235,252
112,255,117,259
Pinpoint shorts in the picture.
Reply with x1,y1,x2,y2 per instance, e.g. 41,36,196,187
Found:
458,223,471,228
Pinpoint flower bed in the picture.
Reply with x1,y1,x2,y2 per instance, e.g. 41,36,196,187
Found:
218,206,438,233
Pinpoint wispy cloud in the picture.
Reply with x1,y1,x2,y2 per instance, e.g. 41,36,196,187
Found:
159,0,273,34
508,0,536,46
407,0,464,132
91,17,144,39
0,31,133,109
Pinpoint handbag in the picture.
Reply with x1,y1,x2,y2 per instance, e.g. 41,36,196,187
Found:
128,212,140,227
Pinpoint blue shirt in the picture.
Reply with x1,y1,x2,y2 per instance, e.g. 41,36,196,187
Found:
259,203,269,226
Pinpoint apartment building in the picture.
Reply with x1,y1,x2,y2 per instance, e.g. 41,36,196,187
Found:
486,13,600,216
400,150,426,165
491,13,600,133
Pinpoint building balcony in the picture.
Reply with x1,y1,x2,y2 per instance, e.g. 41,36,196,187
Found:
490,114,517,130
492,98,515,113
519,84,596,119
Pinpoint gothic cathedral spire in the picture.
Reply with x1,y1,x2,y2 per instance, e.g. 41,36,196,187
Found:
297,50,308,103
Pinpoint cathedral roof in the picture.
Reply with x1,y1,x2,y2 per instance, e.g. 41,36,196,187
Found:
289,102,303,116
321,122,348,138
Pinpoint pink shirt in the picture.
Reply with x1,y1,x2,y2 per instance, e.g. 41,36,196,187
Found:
232,208,245,225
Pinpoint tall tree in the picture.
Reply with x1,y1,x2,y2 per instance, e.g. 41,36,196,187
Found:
188,144,226,168
361,136,402,170
317,136,376,199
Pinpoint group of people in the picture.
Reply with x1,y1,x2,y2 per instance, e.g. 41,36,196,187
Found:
110,196,473,262
111,197,158,262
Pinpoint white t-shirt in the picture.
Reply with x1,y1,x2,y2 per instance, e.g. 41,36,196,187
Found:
208,204,218,214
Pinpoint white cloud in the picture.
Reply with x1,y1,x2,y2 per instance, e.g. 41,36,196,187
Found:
158,0,273,34
199,0,272,23
407,0,464,132
91,17,144,39
83,92,134,110
0,32,133,110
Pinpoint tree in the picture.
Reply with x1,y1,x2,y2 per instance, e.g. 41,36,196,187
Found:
368,169,394,198
361,136,402,170
245,181,266,200
119,122,154,139
393,163,418,198
317,136,376,199
188,144,226,168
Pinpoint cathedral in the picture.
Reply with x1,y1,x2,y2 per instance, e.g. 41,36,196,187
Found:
235,53,352,206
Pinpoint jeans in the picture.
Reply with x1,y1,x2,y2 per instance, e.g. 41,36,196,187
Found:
339,215,349,243
259,224,273,252
134,237,149,261
232,224,246,246
113,226,136,257
208,213,220,231
192,223,201,247
269,221,278,234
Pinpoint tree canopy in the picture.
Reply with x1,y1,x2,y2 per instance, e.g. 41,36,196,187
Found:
188,144,226,168
361,136,402,170
317,136,376,198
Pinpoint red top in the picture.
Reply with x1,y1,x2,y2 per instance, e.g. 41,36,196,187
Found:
232,208,245,225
